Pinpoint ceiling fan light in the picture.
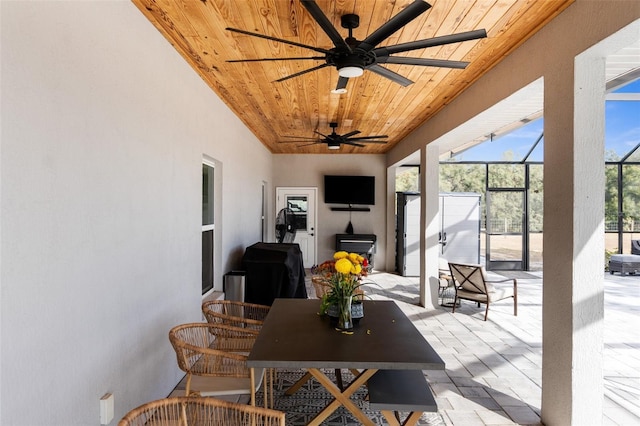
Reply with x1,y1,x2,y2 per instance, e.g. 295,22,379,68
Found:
338,66,364,78
328,142,341,150
331,88,348,94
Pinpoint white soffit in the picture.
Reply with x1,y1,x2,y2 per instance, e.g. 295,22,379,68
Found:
436,78,544,159
400,36,640,166
606,41,640,101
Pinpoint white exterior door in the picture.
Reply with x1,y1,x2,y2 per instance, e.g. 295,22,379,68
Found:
401,193,421,276
276,187,317,267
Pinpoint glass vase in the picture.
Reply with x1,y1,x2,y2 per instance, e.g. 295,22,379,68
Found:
336,295,354,331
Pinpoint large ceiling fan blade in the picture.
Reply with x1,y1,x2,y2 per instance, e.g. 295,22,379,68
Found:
298,141,324,147
341,130,361,138
367,64,414,86
358,0,432,51
301,0,351,51
313,130,331,138
228,56,325,63
341,141,367,148
274,63,330,82
346,139,388,144
278,140,321,143
379,56,469,69
226,27,332,55
347,135,389,141
375,29,487,56
279,136,322,141
334,77,349,92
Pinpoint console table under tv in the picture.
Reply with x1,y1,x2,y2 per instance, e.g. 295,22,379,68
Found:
335,234,376,267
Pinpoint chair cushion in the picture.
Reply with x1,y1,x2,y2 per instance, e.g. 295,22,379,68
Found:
487,286,514,302
439,277,450,289
610,254,640,263
190,368,265,396
455,289,488,302
456,284,513,303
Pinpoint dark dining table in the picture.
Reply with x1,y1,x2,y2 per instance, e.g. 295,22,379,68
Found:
247,298,445,425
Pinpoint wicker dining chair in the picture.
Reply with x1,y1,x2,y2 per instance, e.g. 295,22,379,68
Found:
201,300,270,330
118,396,285,426
311,276,365,301
201,301,275,407
168,323,268,406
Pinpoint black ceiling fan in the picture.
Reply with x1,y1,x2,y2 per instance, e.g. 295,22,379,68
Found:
226,0,486,92
279,122,388,149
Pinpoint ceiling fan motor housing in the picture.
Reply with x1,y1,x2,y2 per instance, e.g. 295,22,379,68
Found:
341,14,360,30
328,13,376,75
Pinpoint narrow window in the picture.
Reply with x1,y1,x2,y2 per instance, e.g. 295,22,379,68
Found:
261,181,267,242
202,162,215,295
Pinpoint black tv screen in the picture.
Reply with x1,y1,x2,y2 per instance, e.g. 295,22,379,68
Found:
324,175,375,205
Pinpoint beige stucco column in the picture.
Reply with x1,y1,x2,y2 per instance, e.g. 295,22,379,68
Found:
542,16,639,424
420,143,441,309
542,41,607,426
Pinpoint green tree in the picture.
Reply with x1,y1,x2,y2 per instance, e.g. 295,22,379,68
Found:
395,167,419,192
605,164,619,229
440,163,485,193
623,164,640,231
529,165,544,232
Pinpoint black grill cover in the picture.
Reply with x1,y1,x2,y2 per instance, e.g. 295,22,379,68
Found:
242,243,307,305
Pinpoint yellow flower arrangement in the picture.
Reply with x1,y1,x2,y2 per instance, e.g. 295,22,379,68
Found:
316,251,369,317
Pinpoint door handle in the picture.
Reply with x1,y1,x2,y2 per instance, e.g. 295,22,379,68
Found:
439,232,447,245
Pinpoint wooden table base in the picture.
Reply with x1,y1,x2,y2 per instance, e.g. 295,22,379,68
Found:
306,368,377,426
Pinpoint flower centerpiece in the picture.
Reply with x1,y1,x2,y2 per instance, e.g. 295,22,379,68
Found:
312,251,369,331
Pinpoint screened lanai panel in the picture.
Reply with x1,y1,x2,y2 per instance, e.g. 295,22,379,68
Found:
488,163,525,188
622,164,640,233
529,164,543,270
605,164,619,232
487,190,525,270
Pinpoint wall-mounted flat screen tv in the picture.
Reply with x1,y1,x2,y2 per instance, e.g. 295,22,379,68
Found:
324,175,375,205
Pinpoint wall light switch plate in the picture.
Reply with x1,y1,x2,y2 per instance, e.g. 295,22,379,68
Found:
100,393,114,425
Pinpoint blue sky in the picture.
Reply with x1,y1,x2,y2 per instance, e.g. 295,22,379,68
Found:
451,79,640,162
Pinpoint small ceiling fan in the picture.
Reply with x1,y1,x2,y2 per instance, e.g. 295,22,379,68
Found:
226,0,486,92
279,122,388,150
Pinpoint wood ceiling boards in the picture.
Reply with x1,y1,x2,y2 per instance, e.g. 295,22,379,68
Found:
132,0,573,154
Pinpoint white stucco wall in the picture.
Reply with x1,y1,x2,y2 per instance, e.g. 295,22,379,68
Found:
1,1,272,424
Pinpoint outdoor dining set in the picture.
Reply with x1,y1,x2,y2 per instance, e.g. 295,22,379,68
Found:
119,257,522,425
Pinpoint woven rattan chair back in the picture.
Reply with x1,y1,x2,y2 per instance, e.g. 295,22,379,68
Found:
311,276,331,298
201,300,270,329
118,396,285,426
311,276,366,301
168,323,262,398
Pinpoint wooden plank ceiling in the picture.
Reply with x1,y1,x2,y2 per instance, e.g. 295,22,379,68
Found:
132,0,573,154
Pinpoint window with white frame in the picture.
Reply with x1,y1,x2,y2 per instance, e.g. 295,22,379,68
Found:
202,161,215,295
